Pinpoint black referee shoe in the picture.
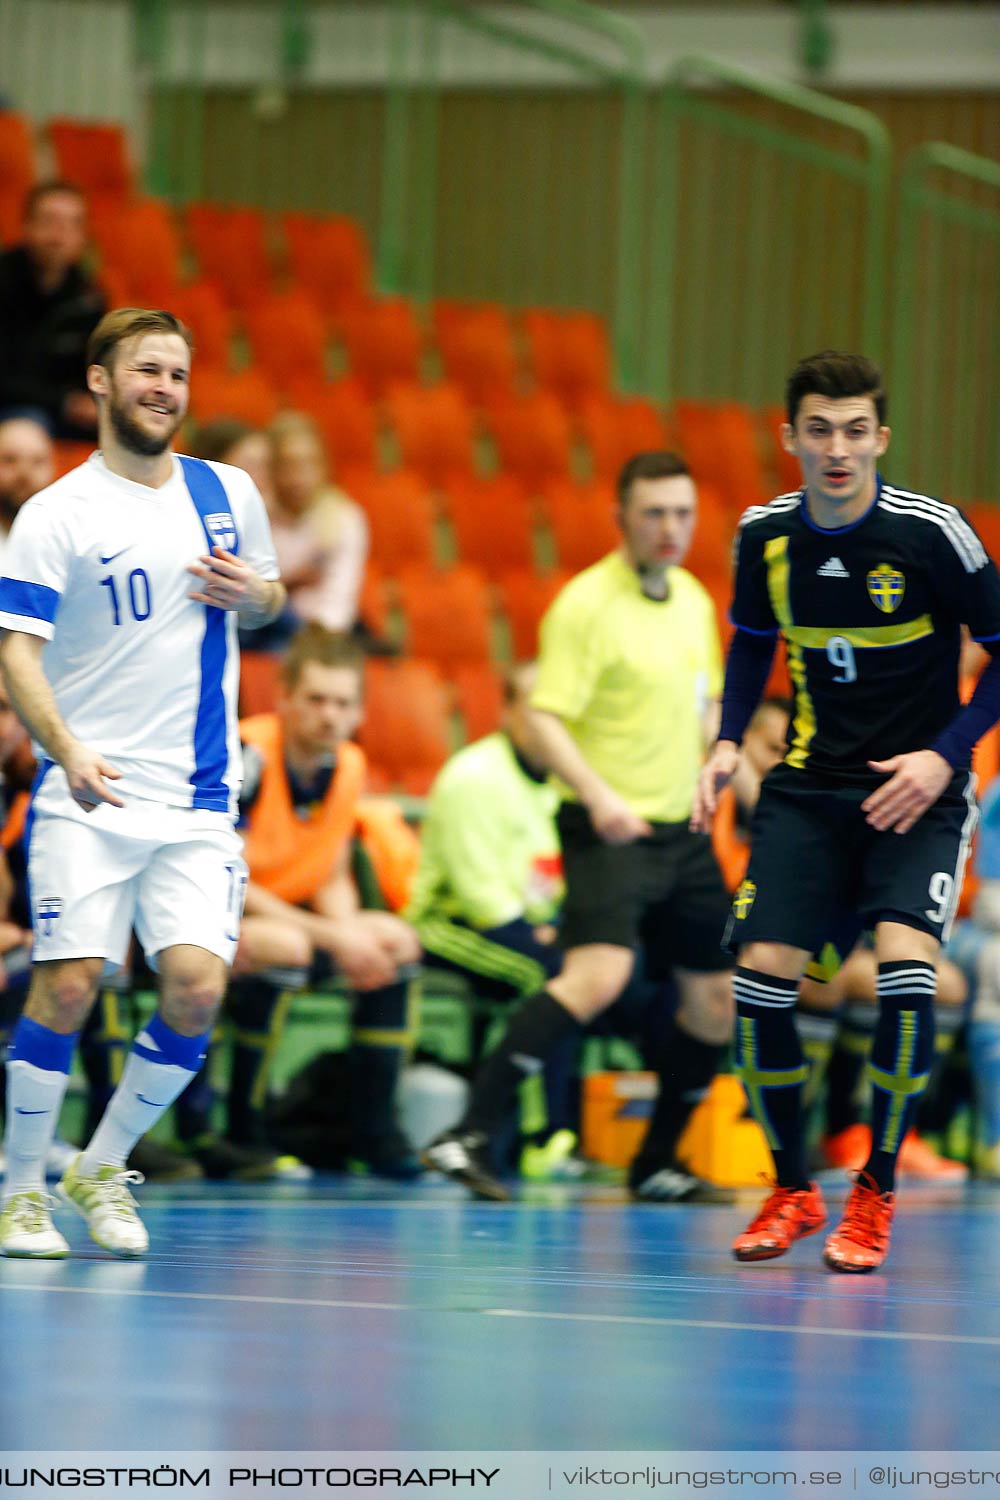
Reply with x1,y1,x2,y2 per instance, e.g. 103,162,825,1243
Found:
422,1130,510,1201
629,1161,736,1205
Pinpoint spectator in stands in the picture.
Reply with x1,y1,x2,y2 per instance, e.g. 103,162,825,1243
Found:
425,451,736,1203
189,419,275,508
0,417,54,560
409,661,584,1178
0,182,105,439
266,412,368,641
191,624,423,1177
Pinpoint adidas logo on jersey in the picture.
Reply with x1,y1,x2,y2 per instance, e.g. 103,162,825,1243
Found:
817,556,850,578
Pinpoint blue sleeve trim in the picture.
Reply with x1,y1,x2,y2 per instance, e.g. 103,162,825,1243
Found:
972,631,1000,644
931,654,1000,769
728,614,778,638
718,628,778,745
0,578,60,624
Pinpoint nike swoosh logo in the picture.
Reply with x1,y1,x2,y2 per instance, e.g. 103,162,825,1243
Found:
135,1093,166,1107
100,547,132,565
14,1108,48,1115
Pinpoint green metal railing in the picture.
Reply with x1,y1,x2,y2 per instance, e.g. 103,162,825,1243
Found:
378,0,648,391
890,143,1000,503
647,54,891,404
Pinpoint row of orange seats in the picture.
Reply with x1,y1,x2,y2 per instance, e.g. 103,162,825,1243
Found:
239,654,500,796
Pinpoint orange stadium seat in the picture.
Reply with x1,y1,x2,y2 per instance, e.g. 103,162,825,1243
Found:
579,394,670,480
497,569,570,658
685,483,738,588
341,299,423,398
446,474,536,574
281,212,370,325
523,309,610,413
763,405,801,496
358,566,390,639
244,290,328,391
97,263,131,313
434,303,520,408
187,367,280,428
360,659,452,795
397,565,493,665
451,661,504,741
184,202,273,308
674,400,770,515
239,650,282,718
51,440,95,479
170,280,234,370
352,470,438,575
0,112,35,243
91,199,184,306
540,479,620,572
483,391,573,489
967,504,1000,565
286,377,379,476
48,118,134,211
385,381,476,485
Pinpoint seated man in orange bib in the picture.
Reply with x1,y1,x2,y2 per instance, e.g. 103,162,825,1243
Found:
221,624,422,1177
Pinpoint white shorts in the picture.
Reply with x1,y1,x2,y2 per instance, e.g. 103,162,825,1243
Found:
27,768,248,974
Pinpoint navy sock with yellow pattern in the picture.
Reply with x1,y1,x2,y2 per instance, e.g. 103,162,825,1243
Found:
864,960,936,1193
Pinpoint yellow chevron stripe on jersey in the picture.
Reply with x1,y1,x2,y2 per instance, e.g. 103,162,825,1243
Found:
785,615,933,650
764,535,818,768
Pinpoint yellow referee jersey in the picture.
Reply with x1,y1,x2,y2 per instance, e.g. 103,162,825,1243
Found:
532,551,722,821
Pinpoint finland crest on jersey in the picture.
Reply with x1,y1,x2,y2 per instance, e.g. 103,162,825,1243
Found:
205,512,238,551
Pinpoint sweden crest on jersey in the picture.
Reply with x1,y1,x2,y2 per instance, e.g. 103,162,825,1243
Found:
867,564,905,614
205,512,238,551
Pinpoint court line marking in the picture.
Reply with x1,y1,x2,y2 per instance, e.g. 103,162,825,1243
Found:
3,1280,999,1347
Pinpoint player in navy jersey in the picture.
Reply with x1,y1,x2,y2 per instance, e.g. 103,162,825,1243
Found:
692,350,1000,1272
0,307,284,1257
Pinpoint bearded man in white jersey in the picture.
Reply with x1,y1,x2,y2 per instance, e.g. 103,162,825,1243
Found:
0,307,286,1258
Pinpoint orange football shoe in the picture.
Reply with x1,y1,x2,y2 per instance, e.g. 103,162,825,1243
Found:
823,1173,895,1273
820,1123,872,1170
896,1130,968,1183
732,1182,827,1263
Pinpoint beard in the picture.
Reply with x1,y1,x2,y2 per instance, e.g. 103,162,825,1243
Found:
108,395,184,457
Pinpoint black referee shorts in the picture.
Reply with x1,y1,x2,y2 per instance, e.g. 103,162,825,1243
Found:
725,761,978,956
557,803,733,976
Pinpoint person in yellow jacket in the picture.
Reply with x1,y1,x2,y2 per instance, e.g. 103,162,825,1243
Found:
215,624,422,1177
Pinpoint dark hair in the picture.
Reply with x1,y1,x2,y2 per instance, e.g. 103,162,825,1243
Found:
190,419,257,464
616,451,690,507
86,307,193,371
281,623,366,691
23,179,86,220
786,351,887,426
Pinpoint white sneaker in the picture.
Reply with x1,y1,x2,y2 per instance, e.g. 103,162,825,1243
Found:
1,1190,70,1258
58,1156,149,1257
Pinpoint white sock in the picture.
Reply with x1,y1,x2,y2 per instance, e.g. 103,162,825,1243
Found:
78,1051,196,1174
4,1059,72,1200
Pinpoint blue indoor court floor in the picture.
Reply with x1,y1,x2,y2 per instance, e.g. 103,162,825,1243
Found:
4,1173,1000,1453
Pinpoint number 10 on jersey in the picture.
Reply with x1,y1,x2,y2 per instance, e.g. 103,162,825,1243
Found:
101,568,153,625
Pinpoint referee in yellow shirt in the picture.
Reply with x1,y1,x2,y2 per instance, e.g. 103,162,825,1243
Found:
425,451,735,1201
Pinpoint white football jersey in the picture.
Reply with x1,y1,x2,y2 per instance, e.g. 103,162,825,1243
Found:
0,452,279,816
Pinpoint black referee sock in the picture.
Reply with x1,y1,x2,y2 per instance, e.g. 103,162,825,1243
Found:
628,1020,727,1186
462,990,583,1137
733,967,809,1189
864,961,936,1193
